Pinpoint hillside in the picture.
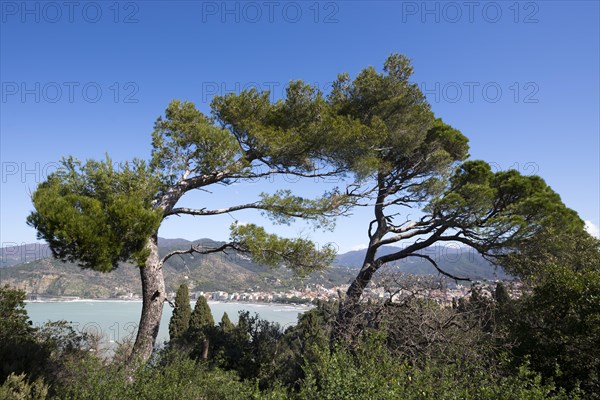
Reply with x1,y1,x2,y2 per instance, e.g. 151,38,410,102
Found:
0,240,507,298
0,239,356,298
334,245,510,280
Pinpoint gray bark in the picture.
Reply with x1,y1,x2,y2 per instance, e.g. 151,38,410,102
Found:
128,235,166,365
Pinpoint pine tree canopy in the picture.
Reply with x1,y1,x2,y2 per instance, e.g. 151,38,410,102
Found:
26,157,163,271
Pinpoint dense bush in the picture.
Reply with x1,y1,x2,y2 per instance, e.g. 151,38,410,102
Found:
298,334,576,400
500,231,600,398
0,284,45,382
52,353,274,400
209,310,285,387
0,373,49,400
0,285,92,386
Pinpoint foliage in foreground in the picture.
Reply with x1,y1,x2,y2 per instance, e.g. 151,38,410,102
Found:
3,231,599,400
8,335,576,400
51,355,272,400
299,335,575,400
0,373,49,400
0,285,94,386
504,230,600,398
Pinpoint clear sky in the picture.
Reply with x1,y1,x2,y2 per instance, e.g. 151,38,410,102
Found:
1,0,599,252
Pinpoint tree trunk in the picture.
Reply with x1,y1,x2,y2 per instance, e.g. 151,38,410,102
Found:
128,235,166,366
201,338,209,359
333,262,378,344
346,263,378,304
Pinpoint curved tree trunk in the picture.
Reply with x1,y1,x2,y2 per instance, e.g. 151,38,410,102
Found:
334,172,387,343
346,263,378,303
333,262,378,343
128,235,166,366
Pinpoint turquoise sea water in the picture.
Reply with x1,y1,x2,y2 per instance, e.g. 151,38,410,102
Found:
25,301,309,345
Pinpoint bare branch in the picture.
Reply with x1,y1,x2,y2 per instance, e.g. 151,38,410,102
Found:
387,218,426,234
375,226,448,266
436,234,510,266
180,168,235,191
166,202,262,217
406,253,471,281
161,242,244,264
376,225,438,247
368,219,378,239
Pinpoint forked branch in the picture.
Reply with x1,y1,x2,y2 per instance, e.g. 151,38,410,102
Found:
161,242,244,264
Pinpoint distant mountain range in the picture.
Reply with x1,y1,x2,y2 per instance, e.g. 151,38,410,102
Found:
0,239,509,298
334,245,510,280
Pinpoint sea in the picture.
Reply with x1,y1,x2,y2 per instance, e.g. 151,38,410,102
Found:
25,300,310,346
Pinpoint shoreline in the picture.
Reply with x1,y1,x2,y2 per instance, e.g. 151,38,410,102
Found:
25,297,314,309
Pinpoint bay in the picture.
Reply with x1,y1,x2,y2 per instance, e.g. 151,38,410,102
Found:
25,300,309,345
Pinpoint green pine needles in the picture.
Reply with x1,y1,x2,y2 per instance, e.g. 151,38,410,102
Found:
27,157,163,271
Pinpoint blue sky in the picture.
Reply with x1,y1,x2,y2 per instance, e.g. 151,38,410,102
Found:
1,0,599,252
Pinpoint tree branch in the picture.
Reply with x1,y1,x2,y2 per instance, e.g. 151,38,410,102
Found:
166,202,262,217
376,224,439,247
161,242,244,264
376,226,448,265
436,234,510,264
406,254,470,281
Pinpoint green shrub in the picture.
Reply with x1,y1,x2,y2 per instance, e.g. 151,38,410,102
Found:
0,373,48,400
297,334,576,400
502,231,600,397
52,351,268,400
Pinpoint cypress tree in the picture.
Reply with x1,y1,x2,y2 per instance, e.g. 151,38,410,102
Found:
189,295,214,358
494,282,511,306
220,312,234,334
168,284,191,341
189,295,214,332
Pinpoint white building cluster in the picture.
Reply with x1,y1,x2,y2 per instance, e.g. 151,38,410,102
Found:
165,281,521,306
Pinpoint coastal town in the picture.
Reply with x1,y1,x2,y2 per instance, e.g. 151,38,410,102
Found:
23,279,521,307
157,280,522,307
